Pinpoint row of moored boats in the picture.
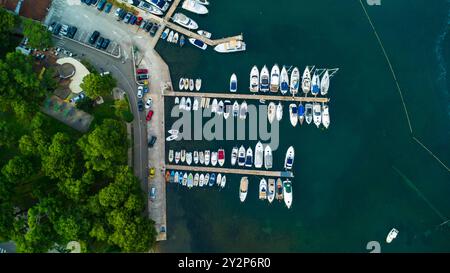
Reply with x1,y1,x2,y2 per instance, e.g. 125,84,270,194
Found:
178,78,202,91
175,97,249,119
239,177,292,208
165,170,227,189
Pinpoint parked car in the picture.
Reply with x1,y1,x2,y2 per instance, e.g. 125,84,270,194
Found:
136,17,143,26
101,38,110,50
139,20,147,29
148,135,157,147
97,0,106,10
89,31,100,44
149,187,156,201
145,98,153,109
123,12,132,24
104,3,113,13
149,167,155,178
48,22,56,32
137,74,149,81
137,99,144,112
149,24,159,37
136,68,148,74
69,92,85,103
146,110,154,121
96,37,104,49
137,86,143,98
129,15,137,25
67,26,78,39
145,22,153,32
100,71,110,76
114,8,122,17
118,9,127,20
52,23,62,35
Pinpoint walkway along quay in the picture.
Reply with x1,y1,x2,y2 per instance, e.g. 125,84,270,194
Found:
165,165,294,178
163,91,330,103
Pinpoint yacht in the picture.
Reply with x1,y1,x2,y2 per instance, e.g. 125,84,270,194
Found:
179,78,185,90
254,141,264,169
204,173,209,186
161,28,170,40
211,99,218,113
290,67,300,95
220,175,226,188
249,65,259,92
172,13,199,29
175,97,180,104
244,147,253,167
283,180,293,209
173,32,179,44
175,151,181,164
305,103,313,124
216,173,222,187
169,171,174,183
189,79,194,91
298,103,305,125
264,145,272,170
267,102,276,124
193,150,199,164
276,102,283,121
183,78,189,90
138,0,164,15
193,98,199,111
197,30,212,38
276,178,283,201
284,146,294,170
229,73,237,92
218,148,225,166
217,100,224,115
386,228,399,243
209,173,215,186
313,103,322,128
238,145,246,167
182,0,208,15
311,71,320,96
259,178,267,200
186,152,192,165
204,150,210,165
179,97,186,110
193,173,199,187
195,79,202,91
321,69,330,96
280,66,289,95
167,30,174,43
174,172,179,184
167,129,178,136
239,101,247,120
214,40,246,53
289,103,298,127
239,177,249,202
223,100,232,119
180,149,186,163
267,179,275,203
166,134,178,141
187,173,194,188
199,173,204,187
182,173,188,186
231,147,238,166
195,0,209,5
270,64,280,92
232,101,239,117
189,38,207,50
302,66,311,94
168,149,174,163
185,97,192,111
199,151,204,165
260,65,270,92
211,151,218,166
322,103,330,129
149,0,170,12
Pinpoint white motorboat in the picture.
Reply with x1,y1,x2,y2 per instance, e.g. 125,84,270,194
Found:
267,179,275,203
311,71,320,96
193,150,199,164
172,13,199,30
180,149,186,163
239,177,248,202
166,134,178,141
189,79,194,91
280,66,289,95
276,178,283,201
244,147,253,168
321,69,330,96
216,173,222,187
264,145,272,170
260,65,270,92
187,173,193,188
239,101,247,120
270,64,280,92
186,152,192,165
138,1,164,15
276,102,283,121
193,173,199,186
174,172,179,184
290,67,300,95
204,150,210,166
182,173,187,186
254,141,264,169
179,97,186,110
197,30,212,38
195,79,202,91
173,32,179,44
283,179,293,209
204,173,209,187
183,78,189,90
313,103,322,128
161,28,170,40
211,99,218,113
386,228,399,243
189,38,207,50
249,65,259,92
168,129,179,135
229,73,237,93
195,0,209,5
168,149,174,163
214,40,246,53
322,103,330,129
193,98,199,111
185,97,192,111
217,100,224,115
179,78,184,90
267,102,276,124
175,151,180,164
289,103,298,127
211,151,218,166
175,97,180,104
231,147,238,166
167,30,174,43
302,66,311,94
199,173,204,187
237,145,246,167
284,146,294,170
182,0,208,15
220,175,226,188
199,151,204,165
218,148,225,166
223,100,232,119
298,103,305,125
232,101,239,117
305,103,313,125
149,0,170,12
259,178,267,200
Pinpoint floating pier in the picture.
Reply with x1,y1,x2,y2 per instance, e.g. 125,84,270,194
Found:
163,91,330,103
165,165,294,178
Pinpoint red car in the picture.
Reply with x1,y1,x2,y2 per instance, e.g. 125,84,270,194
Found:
137,68,148,74
136,17,143,26
146,110,154,121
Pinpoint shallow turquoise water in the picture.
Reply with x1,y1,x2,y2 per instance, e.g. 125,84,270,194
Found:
157,0,450,252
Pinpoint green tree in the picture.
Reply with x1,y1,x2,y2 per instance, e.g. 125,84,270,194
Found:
1,156,33,182
18,134,38,156
0,120,15,148
22,19,52,49
32,128,50,156
57,171,94,202
80,73,116,99
42,133,80,180
89,221,109,242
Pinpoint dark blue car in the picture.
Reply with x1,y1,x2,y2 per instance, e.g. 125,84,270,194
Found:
97,0,106,10
104,3,113,13
129,15,137,25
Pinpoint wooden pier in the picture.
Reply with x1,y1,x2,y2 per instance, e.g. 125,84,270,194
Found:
165,165,294,178
163,91,330,103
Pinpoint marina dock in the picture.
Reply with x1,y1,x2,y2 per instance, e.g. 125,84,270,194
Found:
165,165,294,178
163,91,330,103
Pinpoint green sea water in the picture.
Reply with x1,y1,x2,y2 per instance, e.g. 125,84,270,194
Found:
157,0,450,252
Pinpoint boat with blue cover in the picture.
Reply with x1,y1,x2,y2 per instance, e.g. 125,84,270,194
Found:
298,103,305,125
209,173,216,186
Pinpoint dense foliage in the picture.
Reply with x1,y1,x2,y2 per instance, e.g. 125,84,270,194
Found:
22,18,52,49
80,73,117,99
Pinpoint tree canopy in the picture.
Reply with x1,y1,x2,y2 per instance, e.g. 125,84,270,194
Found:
22,18,52,49
80,73,116,99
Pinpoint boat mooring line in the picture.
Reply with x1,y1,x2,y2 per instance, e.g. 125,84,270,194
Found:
392,166,447,222
412,137,450,173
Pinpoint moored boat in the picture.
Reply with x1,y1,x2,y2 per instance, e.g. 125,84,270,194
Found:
313,103,322,128
182,173,188,186
216,173,222,187
180,35,185,47
187,173,194,188
174,172,179,184
305,103,313,124
188,38,207,50
239,177,249,202
311,71,320,96
167,30,174,43
193,150,199,164
321,69,330,96
220,175,226,188
195,78,202,91
322,103,330,129
195,0,209,5
276,102,283,121
260,65,270,92
217,100,224,115
267,179,275,203
229,73,237,92
280,66,289,95
211,151,218,166
182,0,208,15
264,145,272,170
166,134,178,141
218,148,225,166
270,64,280,92
254,141,264,169
204,173,210,186
244,147,253,168
276,178,283,201
211,98,218,113
161,28,170,40
186,152,192,165
172,13,199,29
197,29,212,38
283,179,293,209
214,40,246,53
183,78,189,90
193,173,199,186
168,149,174,163
179,97,186,110
223,100,232,119
298,103,305,125
289,103,298,127
284,146,294,170
175,151,181,163
175,97,180,104
199,173,204,187
180,149,186,163
249,65,259,92
173,32,179,44
185,97,192,111
290,67,300,95
199,151,204,165
386,228,399,243
189,79,194,91
239,101,247,119
179,78,184,90
232,101,239,117
165,171,170,183
302,66,311,94
267,102,276,124
192,98,199,111
237,145,246,167
209,173,215,186
259,178,267,200
169,171,175,183
231,147,238,166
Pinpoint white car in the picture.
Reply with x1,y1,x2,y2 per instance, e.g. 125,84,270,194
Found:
137,86,143,98
145,97,153,109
